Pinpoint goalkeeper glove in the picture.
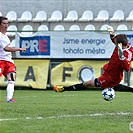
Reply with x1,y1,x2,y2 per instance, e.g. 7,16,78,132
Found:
118,43,124,60
107,25,115,35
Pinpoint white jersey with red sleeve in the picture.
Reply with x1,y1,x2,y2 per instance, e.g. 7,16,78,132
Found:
0,32,14,63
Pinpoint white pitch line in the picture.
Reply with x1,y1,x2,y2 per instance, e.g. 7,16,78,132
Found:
0,118,18,121
47,112,131,119
0,112,131,122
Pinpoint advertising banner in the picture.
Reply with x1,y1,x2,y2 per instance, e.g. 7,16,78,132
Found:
51,60,133,87
15,31,114,59
0,60,50,89
15,31,133,59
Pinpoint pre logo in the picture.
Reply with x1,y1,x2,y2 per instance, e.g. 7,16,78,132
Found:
20,36,50,56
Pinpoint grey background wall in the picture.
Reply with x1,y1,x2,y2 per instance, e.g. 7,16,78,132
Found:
1,0,133,19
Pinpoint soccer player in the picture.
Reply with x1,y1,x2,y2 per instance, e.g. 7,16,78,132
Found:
53,25,133,92
0,17,26,102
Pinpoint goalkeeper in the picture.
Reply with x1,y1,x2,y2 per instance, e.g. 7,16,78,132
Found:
53,25,133,92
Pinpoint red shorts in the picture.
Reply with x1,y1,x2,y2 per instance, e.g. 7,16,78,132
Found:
98,73,120,89
0,60,16,77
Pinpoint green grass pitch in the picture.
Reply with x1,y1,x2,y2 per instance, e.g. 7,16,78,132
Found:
0,89,133,133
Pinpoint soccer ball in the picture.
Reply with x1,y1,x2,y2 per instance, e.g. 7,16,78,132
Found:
102,88,115,101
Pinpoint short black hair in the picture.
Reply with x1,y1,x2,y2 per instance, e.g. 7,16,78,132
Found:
0,17,8,24
115,34,128,46
0,16,3,20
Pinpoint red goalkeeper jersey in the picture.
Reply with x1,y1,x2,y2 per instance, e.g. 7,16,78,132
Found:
98,36,133,88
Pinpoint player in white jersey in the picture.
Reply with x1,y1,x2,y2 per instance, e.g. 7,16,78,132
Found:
0,17,26,102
